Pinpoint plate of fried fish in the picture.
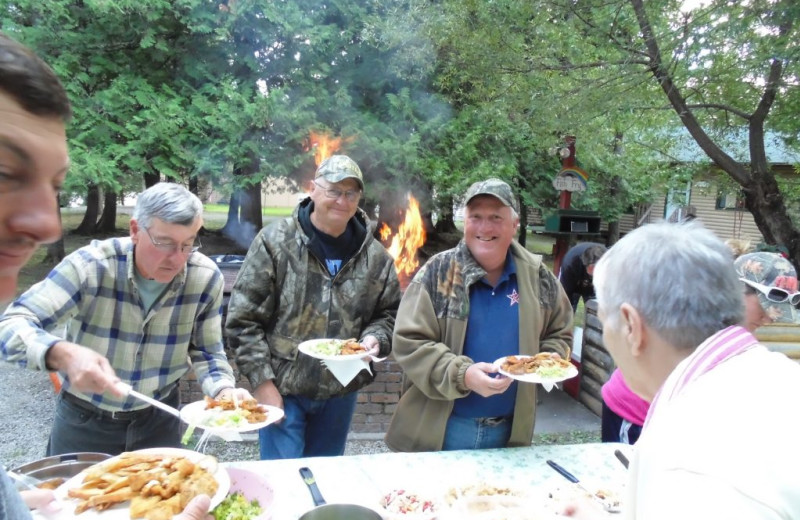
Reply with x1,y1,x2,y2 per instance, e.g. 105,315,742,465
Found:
37,448,229,519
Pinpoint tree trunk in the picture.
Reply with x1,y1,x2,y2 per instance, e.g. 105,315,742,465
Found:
518,203,527,247
75,184,101,234
238,182,263,245
629,0,800,269
606,221,620,246
433,194,458,233
223,152,261,248
221,191,241,237
143,171,160,189
96,190,118,232
189,176,199,196
43,208,65,264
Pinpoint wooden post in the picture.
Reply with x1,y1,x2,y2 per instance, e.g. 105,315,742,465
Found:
553,136,577,274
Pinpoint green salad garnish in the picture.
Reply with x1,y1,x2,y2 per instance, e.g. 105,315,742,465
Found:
213,492,262,520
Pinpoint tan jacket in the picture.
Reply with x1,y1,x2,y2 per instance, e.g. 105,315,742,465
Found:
385,240,573,452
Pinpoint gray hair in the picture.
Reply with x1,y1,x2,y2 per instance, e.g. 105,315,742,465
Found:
594,221,744,350
132,183,203,229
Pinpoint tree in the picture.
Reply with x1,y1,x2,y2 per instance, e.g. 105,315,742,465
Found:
402,0,800,263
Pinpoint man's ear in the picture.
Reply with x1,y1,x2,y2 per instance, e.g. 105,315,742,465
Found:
619,302,645,358
130,219,139,241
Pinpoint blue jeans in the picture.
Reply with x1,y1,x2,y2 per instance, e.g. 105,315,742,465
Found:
259,393,358,460
47,388,182,456
442,414,513,451
601,401,642,444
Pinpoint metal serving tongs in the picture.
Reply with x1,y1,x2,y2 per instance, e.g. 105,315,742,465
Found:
115,382,182,419
546,460,621,514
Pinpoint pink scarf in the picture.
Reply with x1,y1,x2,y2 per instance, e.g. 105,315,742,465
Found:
645,325,759,428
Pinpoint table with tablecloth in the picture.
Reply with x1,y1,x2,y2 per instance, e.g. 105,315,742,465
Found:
227,442,631,519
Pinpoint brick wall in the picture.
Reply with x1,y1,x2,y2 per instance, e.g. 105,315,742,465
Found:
350,358,403,434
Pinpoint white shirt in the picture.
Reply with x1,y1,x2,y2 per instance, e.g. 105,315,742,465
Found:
627,341,800,519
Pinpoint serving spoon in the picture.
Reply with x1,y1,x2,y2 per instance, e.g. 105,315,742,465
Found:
115,382,182,419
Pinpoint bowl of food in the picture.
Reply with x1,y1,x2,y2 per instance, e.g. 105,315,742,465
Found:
213,467,275,520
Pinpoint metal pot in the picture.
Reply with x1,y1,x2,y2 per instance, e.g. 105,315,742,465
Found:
298,466,382,520
9,452,110,489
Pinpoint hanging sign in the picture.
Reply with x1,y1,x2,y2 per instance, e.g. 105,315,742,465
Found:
552,166,589,192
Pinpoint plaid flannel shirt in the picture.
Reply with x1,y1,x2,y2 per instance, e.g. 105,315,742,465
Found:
0,237,235,411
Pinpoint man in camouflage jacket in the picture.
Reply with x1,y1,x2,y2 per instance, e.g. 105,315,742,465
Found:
226,155,400,459
385,179,573,452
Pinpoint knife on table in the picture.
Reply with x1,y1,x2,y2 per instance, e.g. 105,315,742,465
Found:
546,459,620,514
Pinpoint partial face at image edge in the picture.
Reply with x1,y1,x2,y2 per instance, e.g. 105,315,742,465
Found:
0,91,69,301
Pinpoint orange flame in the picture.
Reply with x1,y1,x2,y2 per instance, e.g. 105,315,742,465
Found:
385,195,427,286
379,223,392,242
308,131,353,165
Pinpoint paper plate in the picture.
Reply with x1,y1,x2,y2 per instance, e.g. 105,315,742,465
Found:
180,400,284,433
493,355,579,384
298,338,370,362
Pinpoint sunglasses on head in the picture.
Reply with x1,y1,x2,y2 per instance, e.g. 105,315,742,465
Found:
740,277,800,307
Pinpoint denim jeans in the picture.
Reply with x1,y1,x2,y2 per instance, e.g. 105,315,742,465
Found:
258,392,358,460
47,388,182,456
442,414,513,451
600,401,642,444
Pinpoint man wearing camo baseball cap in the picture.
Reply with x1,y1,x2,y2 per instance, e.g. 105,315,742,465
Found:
464,178,520,213
226,153,400,460
315,154,365,190
735,251,800,330
387,177,573,452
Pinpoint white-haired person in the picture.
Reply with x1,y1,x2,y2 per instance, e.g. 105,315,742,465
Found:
0,32,215,520
565,222,800,519
0,182,252,457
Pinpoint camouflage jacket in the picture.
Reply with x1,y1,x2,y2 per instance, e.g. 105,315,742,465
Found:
385,239,573,452
225,200,400,400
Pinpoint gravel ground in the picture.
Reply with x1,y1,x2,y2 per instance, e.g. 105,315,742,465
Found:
0,362,387,470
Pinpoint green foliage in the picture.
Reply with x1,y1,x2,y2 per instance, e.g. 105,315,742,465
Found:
3,0,798,237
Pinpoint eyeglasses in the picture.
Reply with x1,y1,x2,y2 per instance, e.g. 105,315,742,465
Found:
740,277,800,307
313,180,361,202
144,227,201,255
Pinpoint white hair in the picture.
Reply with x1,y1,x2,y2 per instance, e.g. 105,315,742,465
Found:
594,221,744,350
132,183,203,229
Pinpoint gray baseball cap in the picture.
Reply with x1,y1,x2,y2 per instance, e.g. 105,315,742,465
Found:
464,178,519,213
315,155,364,190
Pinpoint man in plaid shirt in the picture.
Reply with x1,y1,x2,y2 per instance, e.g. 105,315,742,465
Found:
0,182,250,456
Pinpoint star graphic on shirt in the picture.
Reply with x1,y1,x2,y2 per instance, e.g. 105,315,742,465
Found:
507,289,520,306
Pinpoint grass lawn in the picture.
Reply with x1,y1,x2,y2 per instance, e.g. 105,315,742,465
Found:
203,204,293,217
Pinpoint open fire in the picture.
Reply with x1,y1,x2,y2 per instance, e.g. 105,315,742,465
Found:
307,131,351,166
306,131,426,287
380,195,426,289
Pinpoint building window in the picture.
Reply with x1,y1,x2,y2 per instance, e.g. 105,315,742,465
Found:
716,190,744,210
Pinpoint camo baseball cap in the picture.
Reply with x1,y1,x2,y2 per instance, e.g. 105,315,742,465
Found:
464,178,519,213
315,155,364,190
735,252,800,324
